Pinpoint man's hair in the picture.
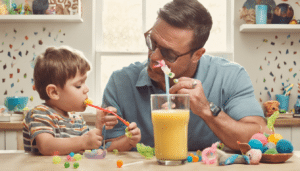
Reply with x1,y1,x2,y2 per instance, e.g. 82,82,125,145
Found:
34,46,91,100
158,0,213,50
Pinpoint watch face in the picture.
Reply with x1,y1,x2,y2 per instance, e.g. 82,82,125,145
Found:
210,102,221,116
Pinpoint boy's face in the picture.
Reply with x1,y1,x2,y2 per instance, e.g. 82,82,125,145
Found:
56,70,89,114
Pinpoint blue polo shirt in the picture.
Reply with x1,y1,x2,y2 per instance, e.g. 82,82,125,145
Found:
101,55,264,151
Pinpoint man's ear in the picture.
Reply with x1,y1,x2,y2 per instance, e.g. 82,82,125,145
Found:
46,84,59,100
191,48,206,63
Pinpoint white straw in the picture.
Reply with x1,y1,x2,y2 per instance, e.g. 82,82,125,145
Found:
122,161,144,167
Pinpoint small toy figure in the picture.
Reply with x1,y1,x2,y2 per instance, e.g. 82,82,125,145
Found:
216,148,262,165
0,2,8,15
32,0,49,14
202,142,219,165
263,100,280,117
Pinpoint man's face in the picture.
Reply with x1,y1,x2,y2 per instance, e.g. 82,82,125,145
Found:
147,19,196,88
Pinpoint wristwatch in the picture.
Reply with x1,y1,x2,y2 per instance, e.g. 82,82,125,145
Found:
209,102,221,116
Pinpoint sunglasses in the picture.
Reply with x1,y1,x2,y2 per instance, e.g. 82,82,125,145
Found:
144,28,199,63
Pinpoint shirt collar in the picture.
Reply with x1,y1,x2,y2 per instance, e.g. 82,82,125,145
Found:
136,65,153,88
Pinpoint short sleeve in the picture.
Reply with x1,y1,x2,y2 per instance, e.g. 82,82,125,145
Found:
223,68,264,120
25,108,57,144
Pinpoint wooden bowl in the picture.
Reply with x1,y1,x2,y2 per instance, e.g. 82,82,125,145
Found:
260,153,293,163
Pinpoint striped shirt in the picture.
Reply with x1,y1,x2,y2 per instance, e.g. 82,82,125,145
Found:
23,104,89,154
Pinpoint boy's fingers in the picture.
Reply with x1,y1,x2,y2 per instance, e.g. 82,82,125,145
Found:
128,122,137,130
130,128,140,135
105,106,117,114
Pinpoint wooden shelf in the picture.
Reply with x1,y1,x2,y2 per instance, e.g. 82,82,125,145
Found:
240,24,300,33
0,15,83,23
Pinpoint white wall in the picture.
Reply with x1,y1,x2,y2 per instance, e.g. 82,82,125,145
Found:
234,0,300,113
0,1,96,113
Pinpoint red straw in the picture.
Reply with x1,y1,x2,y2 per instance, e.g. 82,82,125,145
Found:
86,103,129,127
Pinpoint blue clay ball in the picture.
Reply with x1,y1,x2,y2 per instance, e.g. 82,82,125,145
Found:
69,152,75,157
262,145,268,153
248,139,263,152
187,156,193,162
276,139,293,153
198,155,202,162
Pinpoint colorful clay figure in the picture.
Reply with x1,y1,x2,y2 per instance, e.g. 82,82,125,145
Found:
267,110,280,132
84,149,106,159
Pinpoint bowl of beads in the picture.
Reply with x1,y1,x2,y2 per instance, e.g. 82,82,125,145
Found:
4,96,28,111
249,133,293,163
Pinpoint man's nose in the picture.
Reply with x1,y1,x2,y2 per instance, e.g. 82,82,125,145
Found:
149,48,164,61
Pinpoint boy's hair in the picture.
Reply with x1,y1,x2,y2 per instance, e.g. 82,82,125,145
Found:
34,46,91,100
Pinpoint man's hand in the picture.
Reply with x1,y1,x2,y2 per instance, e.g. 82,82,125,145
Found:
126,122,141,147
169,77,211,117
96,106,118,130
82,128,103,150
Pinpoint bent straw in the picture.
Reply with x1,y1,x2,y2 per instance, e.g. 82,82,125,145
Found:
86,103,129,127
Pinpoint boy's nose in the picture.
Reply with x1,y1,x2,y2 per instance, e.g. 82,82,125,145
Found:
84,85,89,93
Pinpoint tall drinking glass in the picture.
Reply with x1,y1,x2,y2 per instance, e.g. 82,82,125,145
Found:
151,94,190,165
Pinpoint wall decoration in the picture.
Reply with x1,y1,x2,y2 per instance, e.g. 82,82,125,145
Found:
256,33,300,113
0,27,65,108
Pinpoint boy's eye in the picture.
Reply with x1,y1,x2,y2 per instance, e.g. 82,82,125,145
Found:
76,86,81,89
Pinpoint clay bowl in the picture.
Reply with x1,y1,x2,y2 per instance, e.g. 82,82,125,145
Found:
260,153,293,163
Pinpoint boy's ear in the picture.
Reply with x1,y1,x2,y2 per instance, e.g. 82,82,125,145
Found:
46,84,59,100
191,48,205,63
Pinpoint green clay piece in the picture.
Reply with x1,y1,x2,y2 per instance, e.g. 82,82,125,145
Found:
136,143,155,159
279,109,286,113
263,132,270,138
73,162,79,169
217,143,224,150
125,127,132,138
113,149,119,155
267,111,280,132
264,148,278,154
64,162,70,168
196,150,202,156
73,153,82,161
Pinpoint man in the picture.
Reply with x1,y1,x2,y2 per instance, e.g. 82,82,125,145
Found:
99,0,271,152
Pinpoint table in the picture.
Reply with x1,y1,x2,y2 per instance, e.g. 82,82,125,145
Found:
1,151,300,171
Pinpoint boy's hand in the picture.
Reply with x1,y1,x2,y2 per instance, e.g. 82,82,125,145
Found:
127,122,141,147
82,128,103,150
96,106,118,130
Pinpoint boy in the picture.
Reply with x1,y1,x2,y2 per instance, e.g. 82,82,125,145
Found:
23,46,118,155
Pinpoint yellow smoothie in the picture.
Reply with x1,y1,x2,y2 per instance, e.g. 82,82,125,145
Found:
152,109,190,161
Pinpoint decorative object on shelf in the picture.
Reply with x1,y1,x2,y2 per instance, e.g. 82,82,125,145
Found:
240,0,276,24
4,96,28,111
32,0,49,14
0,2,8,15
256,5,268,24
289,16,297,24
48,0,80,15
24,0,33,15
263,100,280,117
271,3,294,24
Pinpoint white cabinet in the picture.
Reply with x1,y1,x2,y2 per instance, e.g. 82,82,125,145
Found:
275,127,300,150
